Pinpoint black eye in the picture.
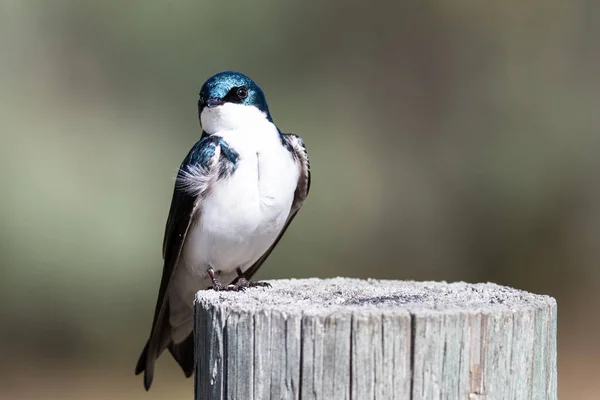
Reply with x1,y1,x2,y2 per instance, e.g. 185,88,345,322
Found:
236,87,248,99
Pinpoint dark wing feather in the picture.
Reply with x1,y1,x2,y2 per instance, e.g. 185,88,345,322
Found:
161,131,210,257
242,133,311,281
136,134,228,390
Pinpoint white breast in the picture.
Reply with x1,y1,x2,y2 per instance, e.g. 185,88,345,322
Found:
168,117,299,342
188,127,298,273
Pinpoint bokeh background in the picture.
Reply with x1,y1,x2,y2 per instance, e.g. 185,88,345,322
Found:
1,1,599,398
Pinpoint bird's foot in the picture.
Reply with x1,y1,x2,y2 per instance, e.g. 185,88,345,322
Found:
208,279,245,292
207,267,271,291
210,281,226,291
234,277,272,290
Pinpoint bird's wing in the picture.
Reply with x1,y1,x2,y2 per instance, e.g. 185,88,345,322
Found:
161,130,210,257
242,133,311,282
136,133,238,390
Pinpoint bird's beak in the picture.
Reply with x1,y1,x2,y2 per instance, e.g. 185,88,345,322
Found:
207,97,225,108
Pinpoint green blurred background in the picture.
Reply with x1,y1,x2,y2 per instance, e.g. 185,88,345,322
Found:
1,1,599,398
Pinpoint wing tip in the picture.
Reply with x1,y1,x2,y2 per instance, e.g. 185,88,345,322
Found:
135,340,154,391
143,372,153,391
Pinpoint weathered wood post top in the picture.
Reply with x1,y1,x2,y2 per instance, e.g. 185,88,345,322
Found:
194,278,557,400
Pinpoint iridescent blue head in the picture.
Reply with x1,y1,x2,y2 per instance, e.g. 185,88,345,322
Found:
198,71,273,134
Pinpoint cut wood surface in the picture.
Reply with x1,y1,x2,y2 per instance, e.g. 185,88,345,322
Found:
194,278,557,400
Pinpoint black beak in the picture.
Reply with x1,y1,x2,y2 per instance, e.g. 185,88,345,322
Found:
207,97,225,108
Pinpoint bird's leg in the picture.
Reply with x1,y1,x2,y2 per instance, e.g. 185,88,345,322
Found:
207,267,253,292
232,268,272,290
207,267,271,291
207,267,226,291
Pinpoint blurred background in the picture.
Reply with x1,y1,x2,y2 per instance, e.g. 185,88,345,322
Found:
1,1,599,398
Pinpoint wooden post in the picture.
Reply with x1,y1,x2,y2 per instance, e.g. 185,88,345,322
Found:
194,278,557,400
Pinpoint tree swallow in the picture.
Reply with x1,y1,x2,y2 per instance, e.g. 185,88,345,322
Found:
135,71,311,390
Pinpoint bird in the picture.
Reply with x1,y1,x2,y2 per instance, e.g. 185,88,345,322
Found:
135,71,311,390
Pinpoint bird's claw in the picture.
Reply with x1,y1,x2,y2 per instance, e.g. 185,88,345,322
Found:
235,278,271,290
208,267,271,291
248,281,272,288
210,282,247,292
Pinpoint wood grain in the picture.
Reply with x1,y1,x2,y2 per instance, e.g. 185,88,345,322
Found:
194,278,557,400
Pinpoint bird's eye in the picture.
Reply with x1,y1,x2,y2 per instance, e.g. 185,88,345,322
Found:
236,87,248,99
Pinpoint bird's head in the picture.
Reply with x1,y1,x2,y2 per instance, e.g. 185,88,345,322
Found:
198,71,272,134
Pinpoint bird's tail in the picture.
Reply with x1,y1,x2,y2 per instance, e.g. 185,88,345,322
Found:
135,332,194,390
135,340,156,391
168,333,195,378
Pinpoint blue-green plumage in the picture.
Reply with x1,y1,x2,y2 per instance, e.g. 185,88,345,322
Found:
198,71,272,121
182,134,240,178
